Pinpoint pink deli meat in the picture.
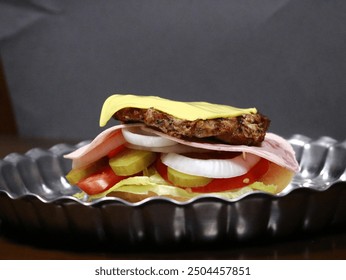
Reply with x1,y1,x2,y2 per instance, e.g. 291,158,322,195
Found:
65,124,299,172
64,124,139,168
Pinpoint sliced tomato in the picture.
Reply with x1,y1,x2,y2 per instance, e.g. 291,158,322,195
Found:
107,144,126,158
76,166,127,195
155,157,269,193
155,158,170,182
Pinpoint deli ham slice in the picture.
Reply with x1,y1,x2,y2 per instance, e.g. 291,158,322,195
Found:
64,124,140,168
144,127,299,172
65,124,299,172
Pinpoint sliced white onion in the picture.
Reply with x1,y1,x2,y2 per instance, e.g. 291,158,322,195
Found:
161,152,261,179
122,127,178,148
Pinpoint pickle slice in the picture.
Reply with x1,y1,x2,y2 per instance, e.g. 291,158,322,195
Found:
66,157,108,185
167,167,212,187
109,148,156,176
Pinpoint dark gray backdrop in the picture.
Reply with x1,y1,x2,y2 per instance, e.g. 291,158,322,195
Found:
1,0,345,141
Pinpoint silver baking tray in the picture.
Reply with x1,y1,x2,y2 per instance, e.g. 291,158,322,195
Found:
0,134,345,247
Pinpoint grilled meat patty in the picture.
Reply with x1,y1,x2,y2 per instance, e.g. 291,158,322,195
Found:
113,107,270,146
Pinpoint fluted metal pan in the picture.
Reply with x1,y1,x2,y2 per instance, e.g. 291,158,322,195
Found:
0,135,345,247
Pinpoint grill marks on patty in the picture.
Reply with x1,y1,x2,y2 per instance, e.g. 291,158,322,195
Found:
113,107,270,146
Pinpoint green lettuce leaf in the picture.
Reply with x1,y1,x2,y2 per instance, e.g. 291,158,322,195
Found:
247,182,277,194
84,167,276,201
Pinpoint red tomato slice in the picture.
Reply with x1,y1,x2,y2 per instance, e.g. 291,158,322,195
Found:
155,159,170,182
76,166,126,195
155,157,269,193
107,144,126,158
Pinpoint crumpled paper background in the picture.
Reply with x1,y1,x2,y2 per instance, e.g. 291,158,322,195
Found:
0,0,345,141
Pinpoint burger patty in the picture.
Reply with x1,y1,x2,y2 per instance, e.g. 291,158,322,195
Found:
113,108,270,146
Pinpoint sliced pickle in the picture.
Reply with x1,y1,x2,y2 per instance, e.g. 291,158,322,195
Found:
109,148,156,176
65,157,108,185
167,167,212,187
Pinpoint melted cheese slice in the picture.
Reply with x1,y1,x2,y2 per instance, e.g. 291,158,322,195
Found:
100,94,257,127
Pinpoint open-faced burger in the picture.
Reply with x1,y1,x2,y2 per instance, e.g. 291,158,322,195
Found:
64,94,299,202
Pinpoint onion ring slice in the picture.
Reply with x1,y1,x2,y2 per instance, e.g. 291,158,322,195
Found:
161,152,261,179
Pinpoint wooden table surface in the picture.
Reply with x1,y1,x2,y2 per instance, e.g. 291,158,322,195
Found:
1,135,346,260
